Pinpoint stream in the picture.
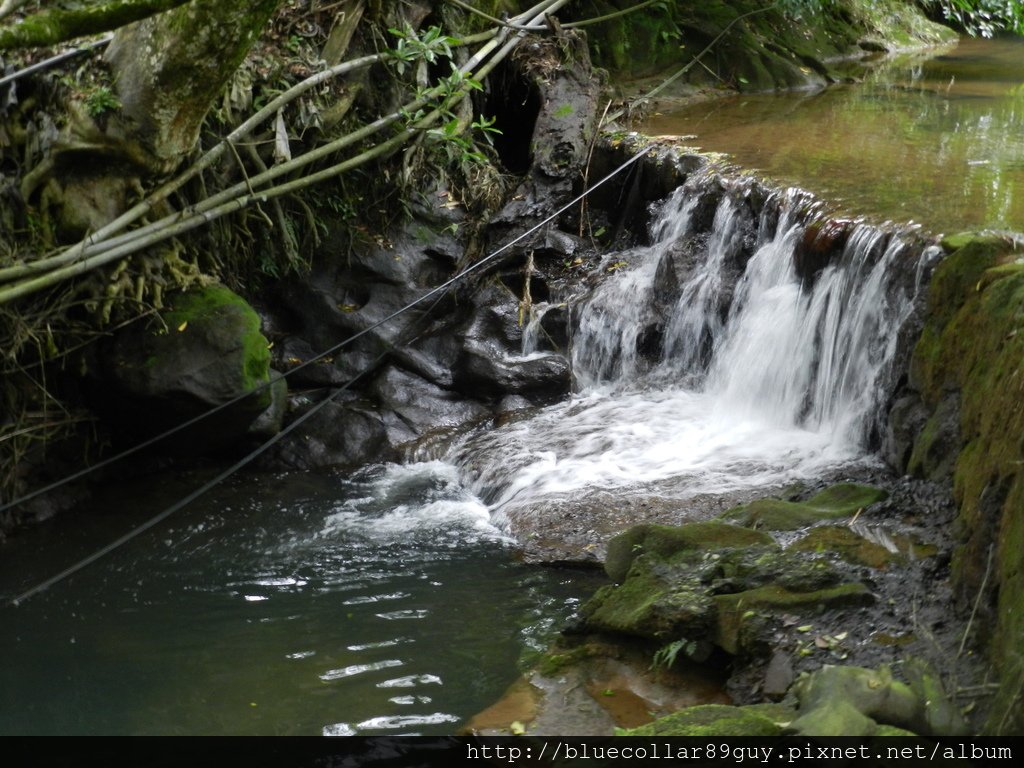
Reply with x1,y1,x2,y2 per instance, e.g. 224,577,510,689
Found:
645,37,1024,233
2,36,1024,736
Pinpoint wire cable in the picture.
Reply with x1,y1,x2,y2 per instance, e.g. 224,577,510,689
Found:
7,355,384,607
1,78,649,523
5,144,652,604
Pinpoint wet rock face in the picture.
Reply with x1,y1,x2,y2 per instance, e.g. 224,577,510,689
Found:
261,217,578,469
455,294,572,398
793,218,854,285
369,365,490,442
256,30,617,471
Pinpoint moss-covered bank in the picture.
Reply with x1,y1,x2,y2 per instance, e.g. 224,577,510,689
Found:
899,232,1024,734
901,233,1024,733
575,0,955,91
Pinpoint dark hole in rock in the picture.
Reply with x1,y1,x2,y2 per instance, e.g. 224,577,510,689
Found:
416,249,457,287
502,271,552,304
637,324,664,362
486,59,541,175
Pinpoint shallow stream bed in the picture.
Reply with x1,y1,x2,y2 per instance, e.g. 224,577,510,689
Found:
645,37,1024,233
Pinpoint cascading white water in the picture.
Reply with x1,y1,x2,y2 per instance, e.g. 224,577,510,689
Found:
446,170,941,521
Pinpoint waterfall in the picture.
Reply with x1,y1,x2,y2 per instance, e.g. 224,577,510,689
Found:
449,169,940,522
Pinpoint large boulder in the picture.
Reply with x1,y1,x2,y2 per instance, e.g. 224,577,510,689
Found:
581,519,867,660
95,284,274,449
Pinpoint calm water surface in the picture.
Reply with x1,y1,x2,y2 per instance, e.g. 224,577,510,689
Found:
644,37,1024,233
0,465,594,735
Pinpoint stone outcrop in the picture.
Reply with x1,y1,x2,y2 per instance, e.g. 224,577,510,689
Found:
93,283,277,450
887,232,1024,734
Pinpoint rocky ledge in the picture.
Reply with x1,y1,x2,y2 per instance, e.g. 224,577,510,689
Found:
467,478,986,737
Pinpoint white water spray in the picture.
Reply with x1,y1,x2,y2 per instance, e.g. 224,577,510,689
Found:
450,171,938,519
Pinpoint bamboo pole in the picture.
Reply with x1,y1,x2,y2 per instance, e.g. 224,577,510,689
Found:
0,0,570,305
0,0,556,285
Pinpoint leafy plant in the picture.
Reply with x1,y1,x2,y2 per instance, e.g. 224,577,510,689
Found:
387,24,459,75
926,0,1024,36
84,86,121,118
651,638,698,671
471,114,502,144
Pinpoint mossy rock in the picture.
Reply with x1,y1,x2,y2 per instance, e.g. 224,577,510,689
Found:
791,526,902,570
907,232,1024,733
789,660,967,737
583,556,717,642
160,285,272,396
605,521,776,582
99,284,273,446
713,546,842,593
714,583,874,655
790,665,917,736
722,483,888,531
616,703,785,737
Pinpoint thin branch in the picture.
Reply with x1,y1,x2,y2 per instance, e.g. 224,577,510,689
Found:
0,0,192,50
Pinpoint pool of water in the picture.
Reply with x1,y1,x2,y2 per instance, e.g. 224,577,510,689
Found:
0,464,596,735
644,37,1024,233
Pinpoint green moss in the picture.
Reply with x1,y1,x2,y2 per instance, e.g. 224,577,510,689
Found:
722,483,887,531
906,405,953,481
535,645,597,678
604,521,775,582
791,526,901,569
583,556,716,641
790,665,917,736
164,284,271,399
719,547,841,592
0,0,191,49
714,583,874,655
788,661,966,737
906,232,1024,733
617,703,784,737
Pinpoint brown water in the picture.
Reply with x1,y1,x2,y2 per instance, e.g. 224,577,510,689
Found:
644,37,1024,234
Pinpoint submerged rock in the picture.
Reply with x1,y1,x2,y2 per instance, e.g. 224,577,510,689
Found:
465,635,730,736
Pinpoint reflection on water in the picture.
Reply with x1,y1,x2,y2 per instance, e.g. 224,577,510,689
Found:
0,467,593,735
644,37,1024,232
